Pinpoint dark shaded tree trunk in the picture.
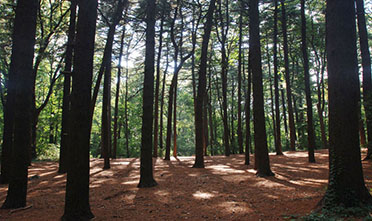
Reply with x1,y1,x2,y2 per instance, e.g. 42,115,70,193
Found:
113,27,126,160
237,2,244,155
216,0,230,157
153,12,165,158
245,53,252,165
1,0,38,209
101,0,127,169
273,0,283,155
280,0,296,151
249,0,274,177
193,0,216,168
318,0,372,212
58,0,76,174
159,44,169,152
138,0,157,188
301,0,316,162
356,0,372,160
62,0,97,219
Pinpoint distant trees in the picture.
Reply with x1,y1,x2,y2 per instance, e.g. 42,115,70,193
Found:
319,0,372,213
1,0,38,209
62,0,98,219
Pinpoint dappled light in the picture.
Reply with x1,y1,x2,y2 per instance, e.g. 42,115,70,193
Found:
1,149,371,220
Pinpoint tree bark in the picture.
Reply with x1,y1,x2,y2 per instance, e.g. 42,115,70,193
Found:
273,0,283,155
1,0,37,209
62,0,97,218
138,0,158,188
249,0,274,177
113,26,126,159
237,2,244,154
318,0,372,212
58,0,77,174
356,0,372,160
193,0,216,168
153,12,165,158
280,0,296,151
301,0,316,162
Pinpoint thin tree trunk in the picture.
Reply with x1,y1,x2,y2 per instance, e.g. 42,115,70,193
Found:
153,12,165,158
237,2,244,154
273,0,283,155
356,0,372,160
245,52,252,165
58,0,76,174
280,0,296,151
113,26,126,159
301,0,316,162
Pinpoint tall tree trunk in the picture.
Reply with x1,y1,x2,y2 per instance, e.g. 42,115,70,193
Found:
1,0,37,208
249,0,274,177
62,0,97,218
280,0,296,151
281,88,288,146
318,0,372,211
58,0,76,173
124,52,130,158
113,26,126,160
245,52,252,165
237,2,244,154
230,77,235,154
301,0,316,162
153,13,165,158
356,0,372,160
273,0,283,155
193,0,216,168
159,44,169,152
138,0,158,188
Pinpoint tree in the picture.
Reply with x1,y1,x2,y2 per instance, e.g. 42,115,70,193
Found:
1,0,38,209
273,0,283,155
193,0,217,168
356,0,372,160
59,0,77,174
280,0,296,151
138,0,158,188
301,0,315,162
318,0,372,213
249,0,274,177
62,0,97,219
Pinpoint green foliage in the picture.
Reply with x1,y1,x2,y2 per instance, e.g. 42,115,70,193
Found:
36,143,60,161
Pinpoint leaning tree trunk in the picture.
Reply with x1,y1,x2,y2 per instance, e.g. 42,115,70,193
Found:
1,0,38,209
301,0,316,163
249,0,274,177
193,0,216,168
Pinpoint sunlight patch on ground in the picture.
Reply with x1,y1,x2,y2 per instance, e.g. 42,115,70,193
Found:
218,201,254,214
121,180,138,185
254,180,286,188
192,191,215,200
209,164,245,174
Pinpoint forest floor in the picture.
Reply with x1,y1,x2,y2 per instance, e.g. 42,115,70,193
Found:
0,149,371,220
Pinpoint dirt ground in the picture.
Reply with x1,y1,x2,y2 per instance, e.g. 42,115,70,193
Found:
0,149,371,220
